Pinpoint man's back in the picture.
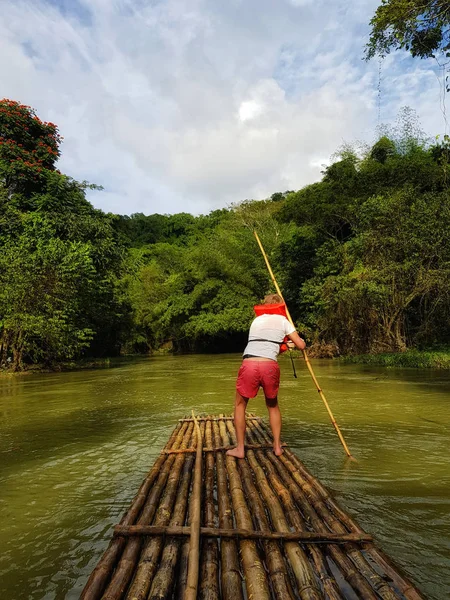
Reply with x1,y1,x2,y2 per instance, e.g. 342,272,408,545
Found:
243,314,295,361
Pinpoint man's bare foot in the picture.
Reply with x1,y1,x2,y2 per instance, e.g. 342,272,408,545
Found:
273,446,284,456
226,447,245,459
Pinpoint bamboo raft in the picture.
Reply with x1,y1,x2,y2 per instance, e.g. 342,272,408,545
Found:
81,414,425,600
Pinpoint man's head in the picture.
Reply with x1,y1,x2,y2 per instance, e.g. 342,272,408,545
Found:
263,293,283,304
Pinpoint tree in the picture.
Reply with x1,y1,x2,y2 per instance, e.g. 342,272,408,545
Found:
370,136,397,163
0,100,130,370
0,226,96,370
0,98,62,196
120,201,292,354
366,0,450,60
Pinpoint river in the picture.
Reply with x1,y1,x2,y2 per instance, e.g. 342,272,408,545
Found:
0,355,449,599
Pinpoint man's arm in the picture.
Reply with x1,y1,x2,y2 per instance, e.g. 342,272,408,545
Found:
287,331,306,351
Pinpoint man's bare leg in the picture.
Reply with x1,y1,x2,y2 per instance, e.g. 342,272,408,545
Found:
266,396,283,456
226,390,248,458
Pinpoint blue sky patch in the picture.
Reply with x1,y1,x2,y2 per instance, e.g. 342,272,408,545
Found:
44,0,92,26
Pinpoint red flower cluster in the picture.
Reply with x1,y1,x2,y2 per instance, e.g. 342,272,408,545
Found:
0,98,65,188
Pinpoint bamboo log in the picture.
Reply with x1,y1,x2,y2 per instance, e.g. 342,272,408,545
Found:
162,441,286,454
248,423,362,599
224,421,323,600
113,526,373,544
361,548,425,600
251,421,375,594
253,423,362,537
97,422,191,600
242,421,343,600
175,417,195,600
146,426,202,599
235,453,296,599
218,418,272,600
179,416,261,423
211,420,244,600
281,445,424,599
123,423,195,600
175,504,191,600
250,420,400,600
253,229,353,458
199,418,220,600
278,453,399,599
81,423,183,600
185,413,204,600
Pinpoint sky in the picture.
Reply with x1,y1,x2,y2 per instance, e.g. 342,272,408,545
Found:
0,0,446,215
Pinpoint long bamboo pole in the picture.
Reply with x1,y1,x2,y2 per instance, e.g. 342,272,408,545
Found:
184,412,203,600
253,230,353,459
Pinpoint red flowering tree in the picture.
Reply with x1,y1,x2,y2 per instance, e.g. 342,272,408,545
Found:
0,100,131,371
0,98,63,194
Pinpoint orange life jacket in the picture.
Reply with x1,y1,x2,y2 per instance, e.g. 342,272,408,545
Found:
253,302,287,318
252,302,289,353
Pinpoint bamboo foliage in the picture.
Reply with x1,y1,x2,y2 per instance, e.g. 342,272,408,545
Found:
81,415,425,600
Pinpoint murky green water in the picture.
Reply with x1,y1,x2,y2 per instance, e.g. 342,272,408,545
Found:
0,355,449,600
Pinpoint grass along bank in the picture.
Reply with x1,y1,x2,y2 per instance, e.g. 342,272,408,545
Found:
341,350,450,369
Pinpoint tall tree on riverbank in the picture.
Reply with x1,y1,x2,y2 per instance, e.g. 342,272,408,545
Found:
277,112,450,354
0,99,129,370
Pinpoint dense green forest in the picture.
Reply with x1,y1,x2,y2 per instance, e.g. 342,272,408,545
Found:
1,99,450,371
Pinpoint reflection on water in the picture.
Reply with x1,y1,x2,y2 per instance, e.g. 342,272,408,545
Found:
0,355,449,599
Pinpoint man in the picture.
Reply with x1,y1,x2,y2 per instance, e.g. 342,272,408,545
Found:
227,294,306,458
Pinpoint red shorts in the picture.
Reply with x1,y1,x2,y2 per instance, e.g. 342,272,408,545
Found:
236,360,280,399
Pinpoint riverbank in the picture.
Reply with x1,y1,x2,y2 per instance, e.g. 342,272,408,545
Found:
341,349,450,369
3,348,450,376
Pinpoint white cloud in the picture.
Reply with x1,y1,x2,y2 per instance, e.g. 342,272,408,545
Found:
0,0,445,215
238,101,262,122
